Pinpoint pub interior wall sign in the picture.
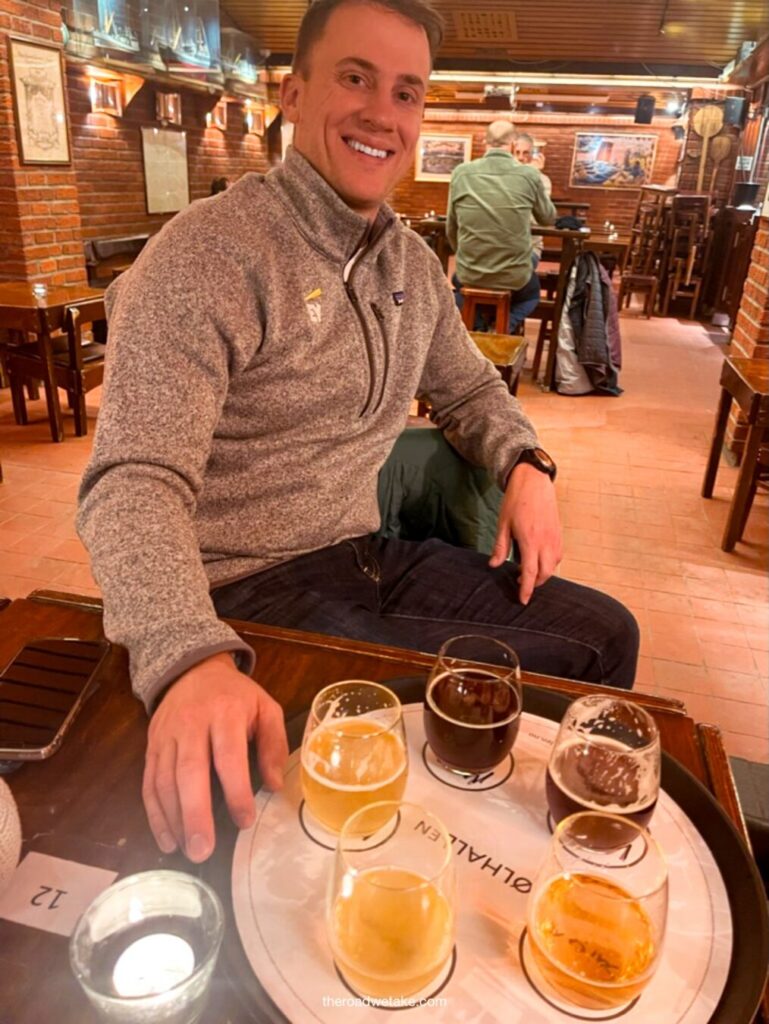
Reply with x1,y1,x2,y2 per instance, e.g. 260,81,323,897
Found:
8,37,71,165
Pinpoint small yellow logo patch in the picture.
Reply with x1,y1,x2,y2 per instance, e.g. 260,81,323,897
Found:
304,287,322,324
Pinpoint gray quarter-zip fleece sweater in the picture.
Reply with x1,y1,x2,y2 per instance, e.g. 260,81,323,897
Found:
77,148,539,711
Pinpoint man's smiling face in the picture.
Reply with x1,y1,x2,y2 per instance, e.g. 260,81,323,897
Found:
280,1,430,221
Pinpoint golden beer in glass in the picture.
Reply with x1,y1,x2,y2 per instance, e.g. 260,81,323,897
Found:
328,802,456,1000
526,812,668,1011
300,681,407,834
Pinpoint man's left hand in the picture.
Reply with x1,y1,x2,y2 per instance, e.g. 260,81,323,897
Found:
488,462,563,604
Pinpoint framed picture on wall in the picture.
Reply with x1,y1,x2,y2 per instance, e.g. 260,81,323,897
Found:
141,126,190,214
570,132,657,189
415,133,472,182
8,37,71,165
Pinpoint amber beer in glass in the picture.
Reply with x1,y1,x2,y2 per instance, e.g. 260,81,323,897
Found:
328,802,456,1000
546,695,660,827
300,681,408,834
526,812,668,1011
423,635,522,775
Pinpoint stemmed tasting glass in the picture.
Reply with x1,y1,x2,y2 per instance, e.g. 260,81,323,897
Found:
525,811,668,1012
423,635,522,776
300,680,408,835
327,801,456,1001
546,694,661,828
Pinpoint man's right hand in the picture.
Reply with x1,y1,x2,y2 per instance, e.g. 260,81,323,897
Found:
142,652,289,862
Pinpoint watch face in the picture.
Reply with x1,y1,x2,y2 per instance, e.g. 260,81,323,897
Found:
533,447,556,470
518,448,556,480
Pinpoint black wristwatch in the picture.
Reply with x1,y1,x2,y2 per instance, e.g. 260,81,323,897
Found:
514,447,557,481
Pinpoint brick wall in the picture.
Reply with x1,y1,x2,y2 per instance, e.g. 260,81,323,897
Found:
0,1,87,283
726,215,769,455
67,64,270,242
0,10,271,284
391,111,680,231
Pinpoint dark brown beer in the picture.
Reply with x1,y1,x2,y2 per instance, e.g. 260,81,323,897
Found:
424,669,521,774
546,740,658,827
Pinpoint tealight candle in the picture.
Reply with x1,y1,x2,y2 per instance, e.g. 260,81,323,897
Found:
113,933,195,998
70,870,223,1024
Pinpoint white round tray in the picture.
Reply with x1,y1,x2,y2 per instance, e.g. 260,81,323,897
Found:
231,703,732,1023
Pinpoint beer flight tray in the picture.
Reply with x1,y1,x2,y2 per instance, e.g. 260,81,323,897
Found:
206,678,768,1024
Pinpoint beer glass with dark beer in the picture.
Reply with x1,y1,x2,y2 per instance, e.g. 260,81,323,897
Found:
526,811,668,1011
423,635,522,776
546,695,660,827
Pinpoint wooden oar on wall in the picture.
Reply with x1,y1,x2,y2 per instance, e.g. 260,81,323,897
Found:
708,136,732,193
692,105,725,191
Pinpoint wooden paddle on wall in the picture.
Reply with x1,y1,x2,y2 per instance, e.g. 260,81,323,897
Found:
692,105,725,191
708,135,732,193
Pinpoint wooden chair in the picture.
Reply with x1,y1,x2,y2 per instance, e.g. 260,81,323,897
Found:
460,287,510,334
702,357,769,551
530,269,558,382
6,298,107,437
618,273,658,318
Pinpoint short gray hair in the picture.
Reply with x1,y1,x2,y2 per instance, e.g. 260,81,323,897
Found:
486,120,516,147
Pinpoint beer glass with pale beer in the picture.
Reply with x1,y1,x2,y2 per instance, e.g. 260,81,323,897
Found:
328,801,456,1001
300,681,408,834
423,635,522,775
526,811,668,1011
546,695,660,827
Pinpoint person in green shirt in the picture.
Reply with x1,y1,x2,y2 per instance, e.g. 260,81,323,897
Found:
447,119,556,333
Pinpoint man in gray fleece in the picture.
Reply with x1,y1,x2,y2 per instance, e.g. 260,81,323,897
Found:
78,0,638,863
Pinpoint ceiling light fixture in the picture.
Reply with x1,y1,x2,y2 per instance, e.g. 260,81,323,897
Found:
427,71,740,91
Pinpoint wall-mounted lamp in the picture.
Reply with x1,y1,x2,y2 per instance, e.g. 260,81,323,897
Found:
206,98,227,131
243,99,265,136
89,77,122,116
156,92,182,126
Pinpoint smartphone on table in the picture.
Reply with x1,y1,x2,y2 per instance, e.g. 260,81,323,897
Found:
0,637,110,768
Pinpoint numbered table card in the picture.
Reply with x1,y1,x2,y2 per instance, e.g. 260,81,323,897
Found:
0,852,118,937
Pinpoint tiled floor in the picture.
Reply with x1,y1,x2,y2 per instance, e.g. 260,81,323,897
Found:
1,310,767,761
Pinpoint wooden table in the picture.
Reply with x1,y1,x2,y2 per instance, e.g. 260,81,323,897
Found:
584,231,632,274
702,357,769,551
0,590,765,1023
0,281,103,442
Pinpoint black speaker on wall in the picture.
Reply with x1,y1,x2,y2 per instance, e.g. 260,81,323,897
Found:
724,97,748,127
634,96,655,124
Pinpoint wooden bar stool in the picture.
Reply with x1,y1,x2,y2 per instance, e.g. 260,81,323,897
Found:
469,331,528,395
702,356,769,551
460,287,510,334
529,270,558,382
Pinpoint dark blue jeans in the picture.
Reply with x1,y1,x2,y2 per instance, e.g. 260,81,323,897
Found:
212,536,639,689
453,272,542,334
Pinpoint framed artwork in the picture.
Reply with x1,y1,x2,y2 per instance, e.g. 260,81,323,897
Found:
8,37,71,165
415,133,472,182
141,126,189,214
570,132,657,189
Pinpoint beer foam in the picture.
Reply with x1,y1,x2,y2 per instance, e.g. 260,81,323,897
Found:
549,737,658,815
301,721,407,792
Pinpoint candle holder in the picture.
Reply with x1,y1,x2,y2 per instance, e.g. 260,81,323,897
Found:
69,869,223,1024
